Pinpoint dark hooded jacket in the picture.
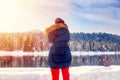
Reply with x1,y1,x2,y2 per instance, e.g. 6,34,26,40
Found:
45,23,72,68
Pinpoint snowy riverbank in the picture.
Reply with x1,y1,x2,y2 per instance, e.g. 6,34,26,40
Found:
0,51,120,56
0,66,120,80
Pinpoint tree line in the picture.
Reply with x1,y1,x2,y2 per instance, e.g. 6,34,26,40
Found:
0,31,120,52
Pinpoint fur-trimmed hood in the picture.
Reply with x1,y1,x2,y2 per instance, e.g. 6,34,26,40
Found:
45,23,68,37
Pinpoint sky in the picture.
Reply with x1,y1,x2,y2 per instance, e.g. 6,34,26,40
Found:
0,0,120,35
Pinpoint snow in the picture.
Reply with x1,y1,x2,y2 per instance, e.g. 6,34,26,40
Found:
0,66,120,80
72,51,120,56
0,51,120,56
0,51,48,56
0,51,120,80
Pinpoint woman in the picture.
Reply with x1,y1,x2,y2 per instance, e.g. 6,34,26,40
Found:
45,18,72,80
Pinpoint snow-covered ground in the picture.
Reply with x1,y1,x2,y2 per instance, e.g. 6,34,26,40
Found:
0,51,120,80
0,66,120,80
0,51,120,56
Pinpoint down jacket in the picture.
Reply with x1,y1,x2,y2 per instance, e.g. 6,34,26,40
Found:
45,23,72,68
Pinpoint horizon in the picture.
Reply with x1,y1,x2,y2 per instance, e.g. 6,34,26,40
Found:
0,0,120,35
0,29,119,36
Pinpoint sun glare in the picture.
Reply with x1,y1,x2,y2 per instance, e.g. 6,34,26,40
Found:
0,0,26,32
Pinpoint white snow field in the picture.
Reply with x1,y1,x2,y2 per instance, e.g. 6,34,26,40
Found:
0,51,120,56
0,66,120,80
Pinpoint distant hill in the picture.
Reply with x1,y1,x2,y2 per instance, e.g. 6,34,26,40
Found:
70,32,120,44
70,32,120,51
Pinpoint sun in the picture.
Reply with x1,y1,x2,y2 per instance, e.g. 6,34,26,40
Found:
0,0,27,32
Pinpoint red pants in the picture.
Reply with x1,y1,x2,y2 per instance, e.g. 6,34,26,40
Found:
51,67,70,80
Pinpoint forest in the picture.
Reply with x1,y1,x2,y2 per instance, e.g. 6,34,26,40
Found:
0,31,120,52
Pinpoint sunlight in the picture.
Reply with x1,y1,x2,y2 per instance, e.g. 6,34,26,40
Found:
0,0,68,32
0,0,26,32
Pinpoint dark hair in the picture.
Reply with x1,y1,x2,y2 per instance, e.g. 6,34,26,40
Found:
55,18,64,24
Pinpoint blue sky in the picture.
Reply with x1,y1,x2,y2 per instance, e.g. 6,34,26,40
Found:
0,0,120,35
67,0,120,35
